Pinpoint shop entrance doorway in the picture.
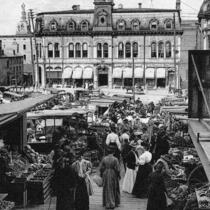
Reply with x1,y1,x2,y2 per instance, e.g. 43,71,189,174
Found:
98,74,108,86
157,78,166,88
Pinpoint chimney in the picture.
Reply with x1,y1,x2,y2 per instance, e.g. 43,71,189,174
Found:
118,4,123,9
72,5,80,10
176,0,181,10
138,3,142,9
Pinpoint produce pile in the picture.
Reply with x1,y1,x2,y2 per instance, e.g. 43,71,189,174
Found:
0,200,14,210
23,145,51,165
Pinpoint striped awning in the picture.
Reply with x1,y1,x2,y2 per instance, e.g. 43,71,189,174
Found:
72,67,83,79
83,67,93,79
113,68,123,79
145,68,155,79
156,68,166,78
123,67,132,78
62,67,73,79
135,67,143,78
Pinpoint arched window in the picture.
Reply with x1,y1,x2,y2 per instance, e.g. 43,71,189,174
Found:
125,42,131,58
133,42,138,58
103,43,109,58
82,43,88,58
131,19,140,31
50,21,57,31
150,20,158,30
118,42,124,58
54,43,60,58
97,43,102,58
81,21,89,31
166,41,172,58
48,43,53,58
151,42,157,58
117,20,126,31
158,42,164,58
75,43,81,58
67,21,75,31
69,43,74,58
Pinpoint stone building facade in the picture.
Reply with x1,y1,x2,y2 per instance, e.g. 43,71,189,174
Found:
198,0,210,50
0,52,24,86
34,0,183,89
0,4,34,86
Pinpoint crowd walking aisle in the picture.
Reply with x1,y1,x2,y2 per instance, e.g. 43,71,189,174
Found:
15,174,147,210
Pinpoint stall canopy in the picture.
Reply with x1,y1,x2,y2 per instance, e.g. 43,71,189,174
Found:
83,67,93,79
113,68,123,79
135,67,143,78
145,68,155,79
123,67,132,78
62,67,73,79
0,94,55,116
157,68,166,78
72,67,83,79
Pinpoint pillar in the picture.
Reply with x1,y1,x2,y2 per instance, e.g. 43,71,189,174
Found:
108,66,112,89
41,66,46,87
94,66,98,89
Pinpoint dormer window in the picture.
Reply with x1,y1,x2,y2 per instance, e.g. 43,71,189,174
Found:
67,21,75,31
131,19,140,31
150,20,158,30
81,20,89,31
165,20,173,30
117,20,126,31
50,22,57,31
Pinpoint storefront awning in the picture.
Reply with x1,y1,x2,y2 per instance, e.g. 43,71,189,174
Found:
72,67,83,79
135,67,143,78
113,68,123,79
156,68,166,78
83,67,93,79
145,68,155,79
62,67,73,79
123,67,132,78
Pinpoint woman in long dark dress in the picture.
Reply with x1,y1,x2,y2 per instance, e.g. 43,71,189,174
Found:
147,162,167,210
100,147,121,209
132,150,152,198
53,148,89,210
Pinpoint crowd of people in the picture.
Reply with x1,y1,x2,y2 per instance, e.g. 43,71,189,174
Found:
50,97,187,210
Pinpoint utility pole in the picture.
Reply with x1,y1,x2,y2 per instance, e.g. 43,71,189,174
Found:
143,35,146,89
173,13,178,89
29,9,39,88
132,56,135,102
28,12,35,87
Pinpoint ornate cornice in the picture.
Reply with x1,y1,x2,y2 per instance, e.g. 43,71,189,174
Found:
35,29,183,37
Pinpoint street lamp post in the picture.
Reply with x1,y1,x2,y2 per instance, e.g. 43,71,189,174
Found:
132,56,135,102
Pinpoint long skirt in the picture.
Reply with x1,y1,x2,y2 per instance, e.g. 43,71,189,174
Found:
122,167,137,193
85,175,94,196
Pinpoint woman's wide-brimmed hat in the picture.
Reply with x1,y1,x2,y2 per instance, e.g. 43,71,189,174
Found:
129,141,138,148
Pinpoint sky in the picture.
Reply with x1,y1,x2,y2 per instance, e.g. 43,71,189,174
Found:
0,0,202,35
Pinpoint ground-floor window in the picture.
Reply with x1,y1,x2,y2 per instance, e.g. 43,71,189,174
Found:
135,79,144,88
64,79,73,86
74,79,83,88
113,79,123,87
98,74,108,86
124,78,132,87
146,79,155,87
84,79,93,89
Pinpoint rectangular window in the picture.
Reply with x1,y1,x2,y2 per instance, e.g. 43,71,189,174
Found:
23,55,26,60
23,44,26,50
83,50,88,58
17,44,19,53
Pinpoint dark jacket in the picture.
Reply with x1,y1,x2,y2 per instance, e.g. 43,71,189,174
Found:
126,150,138,170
